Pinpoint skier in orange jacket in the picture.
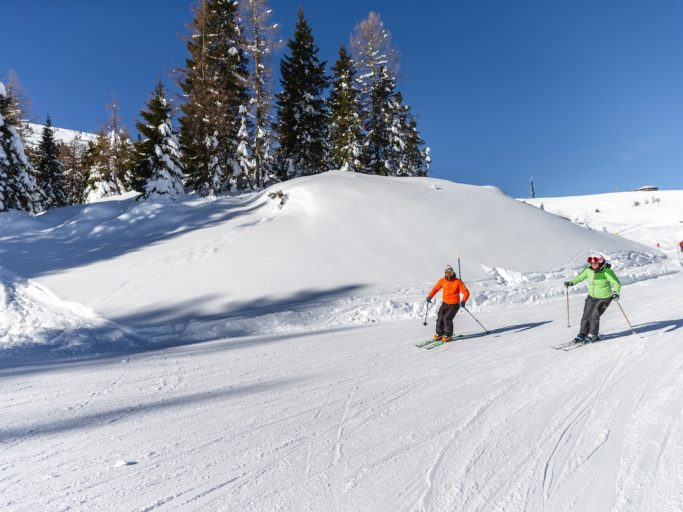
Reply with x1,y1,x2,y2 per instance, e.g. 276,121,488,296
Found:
426,265,470,341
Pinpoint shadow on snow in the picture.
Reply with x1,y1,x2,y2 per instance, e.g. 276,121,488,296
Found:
0,284,366,373
0,375,308,441
0,193,264,279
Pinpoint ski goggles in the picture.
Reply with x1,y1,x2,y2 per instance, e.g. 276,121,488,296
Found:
587,256,604,264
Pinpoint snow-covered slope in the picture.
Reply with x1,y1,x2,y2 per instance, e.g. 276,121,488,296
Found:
0,265,140,358
23,122,98,148
2,173,682,511
525,190,683,253
0,172,672,352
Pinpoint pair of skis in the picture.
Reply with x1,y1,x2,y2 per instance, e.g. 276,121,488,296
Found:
552,339,596,351
415,335,464,350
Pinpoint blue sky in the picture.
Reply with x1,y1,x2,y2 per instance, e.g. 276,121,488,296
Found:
2,0,682,197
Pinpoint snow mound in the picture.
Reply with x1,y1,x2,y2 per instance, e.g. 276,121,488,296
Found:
0,266,140,361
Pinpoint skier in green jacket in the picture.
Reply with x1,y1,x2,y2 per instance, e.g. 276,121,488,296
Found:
564,255,621,343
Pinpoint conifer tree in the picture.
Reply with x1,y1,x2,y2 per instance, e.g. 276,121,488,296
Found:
275,7,329,179
0,82,42,213
134,81,185,200
60,135,90,204
3,71,32,141
351,12,430,176
328,45,363,172
84,131,120,202
179,0,250,195
84,100,133,202
34,115,67,208
365,65,396,175
401,110,430,177
105,99,134,190
241,0,280,188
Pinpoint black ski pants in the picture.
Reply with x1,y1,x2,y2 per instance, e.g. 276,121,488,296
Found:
579,296,612,336
436,302,460,337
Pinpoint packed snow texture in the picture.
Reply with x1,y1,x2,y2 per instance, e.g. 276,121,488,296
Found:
1,172,682,510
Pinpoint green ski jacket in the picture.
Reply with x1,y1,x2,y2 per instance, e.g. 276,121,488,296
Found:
569,264,621,299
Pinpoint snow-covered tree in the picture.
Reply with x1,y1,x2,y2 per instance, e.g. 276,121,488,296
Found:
233,106,254,190
34,115,67,208
328,45,363,172
364,65,397,176
84,101,133,203
134,81,185,200
401,110,430,177
275,7,329,179
0,81,42,213
385,92,430,177
351,12,429,176
59,134,90,204
84,132,120,202
179,0,250,196
240,0,280,188
2,71,32,141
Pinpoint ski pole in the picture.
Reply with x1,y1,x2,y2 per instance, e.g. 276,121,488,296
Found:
566,287,570,328
462,306,489,334
615,299,637,335
423,300,433,326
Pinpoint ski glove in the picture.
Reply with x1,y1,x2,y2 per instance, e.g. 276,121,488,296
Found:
459,301,466,308
426,296,432,303
564,281,572,287
611,293,619,300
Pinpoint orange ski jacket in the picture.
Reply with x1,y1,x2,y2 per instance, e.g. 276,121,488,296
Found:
428,278,470,305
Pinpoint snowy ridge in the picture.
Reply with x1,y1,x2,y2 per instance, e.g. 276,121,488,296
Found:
23,122,97,148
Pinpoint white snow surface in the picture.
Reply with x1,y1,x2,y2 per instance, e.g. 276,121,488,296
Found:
23,122,98,148
525,190,683,254
1,172,682,510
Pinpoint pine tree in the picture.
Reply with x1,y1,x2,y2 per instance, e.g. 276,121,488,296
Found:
60,135,90,204
384,92,430,177
179,0,250,196
133,81,185,200
351,12,430,176
0,81,42,213
275,7,329,179
3,71,32,141
241,0,280,188
328,45,363,172
105,99,134,191
83,101,133,202
402,113,430,177
84,131,119,202
365,65,397,175
34,115,67,208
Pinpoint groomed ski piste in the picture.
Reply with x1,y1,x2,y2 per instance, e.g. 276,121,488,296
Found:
1,171,682,511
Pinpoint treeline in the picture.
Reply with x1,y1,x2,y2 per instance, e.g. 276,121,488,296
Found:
0,1,430,214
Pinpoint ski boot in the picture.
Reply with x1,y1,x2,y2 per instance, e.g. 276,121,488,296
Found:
572,334,587,343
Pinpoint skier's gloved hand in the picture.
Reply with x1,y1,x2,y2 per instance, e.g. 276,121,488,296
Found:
611,293,619,300
426,296,431,303
459,301,466,308
564,281,572,287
